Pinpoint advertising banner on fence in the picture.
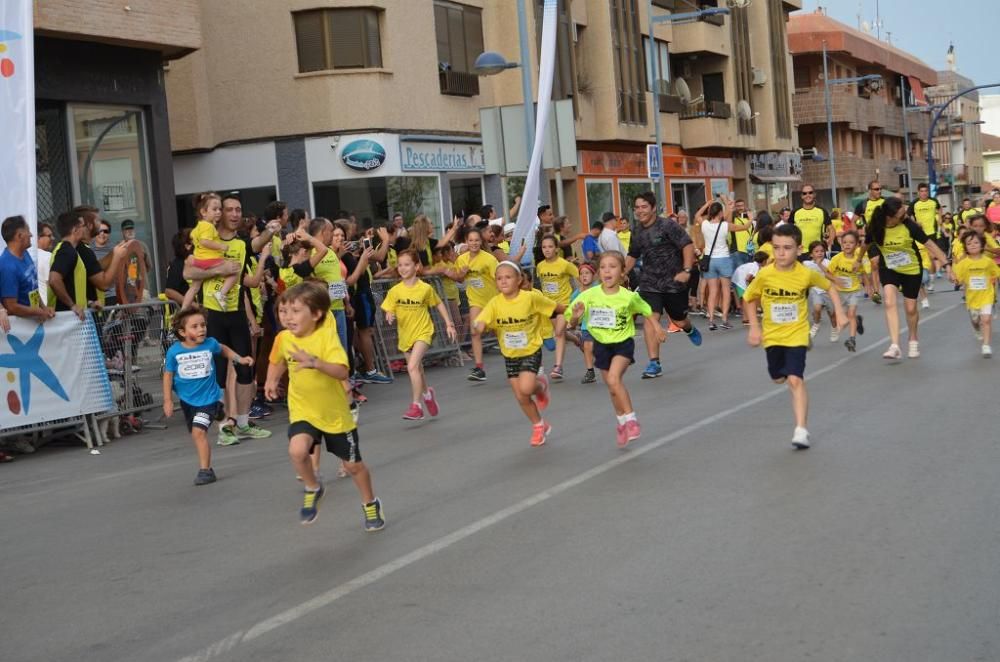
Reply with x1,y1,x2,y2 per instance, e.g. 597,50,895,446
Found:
0,0,36,252
0,312,114,429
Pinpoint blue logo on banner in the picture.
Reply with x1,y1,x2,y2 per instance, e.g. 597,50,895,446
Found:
341,139,386,172
0,324,69,415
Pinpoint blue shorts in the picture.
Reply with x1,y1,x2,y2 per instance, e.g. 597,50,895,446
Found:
593,338,635,371
704,256,735,280
765,345,807,381
332,309,348,350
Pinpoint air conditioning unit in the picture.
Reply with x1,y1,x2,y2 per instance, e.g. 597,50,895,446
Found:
439,70,480,97
752,68,767,87
801,147,819,159
657,93,684,113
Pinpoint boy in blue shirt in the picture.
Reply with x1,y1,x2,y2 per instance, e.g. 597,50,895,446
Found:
163,307,254,485
582,222,602,261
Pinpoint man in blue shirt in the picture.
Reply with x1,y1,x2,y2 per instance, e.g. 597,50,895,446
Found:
582,221,602,262
0,215,54,322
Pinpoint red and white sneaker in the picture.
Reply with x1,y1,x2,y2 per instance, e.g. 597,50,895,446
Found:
422,387,439,416
615,424,628,447
624,419,641,444
530,421,551,447
402,403,424,420
535,373,550,411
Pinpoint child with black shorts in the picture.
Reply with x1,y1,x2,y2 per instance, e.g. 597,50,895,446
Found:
264,281,385,530
743,225,846,449
163,306,254,485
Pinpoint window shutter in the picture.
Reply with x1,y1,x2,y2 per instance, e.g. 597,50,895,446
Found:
294,11,326,73
446,7,467,75
435,4,452,69
363,9,382,68
463,7,483,73
329,9,364,69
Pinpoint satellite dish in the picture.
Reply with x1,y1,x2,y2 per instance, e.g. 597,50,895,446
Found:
737,100,753,120
727,0,752,7
674,77,692,104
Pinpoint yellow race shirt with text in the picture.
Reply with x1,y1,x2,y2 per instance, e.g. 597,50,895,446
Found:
436,260,460,301
911,198,940,238
860,198,885,225
953,256,1000,310
536,257,578,305
476,289,556,358
456,250,499,308
381,279,441,351
876,221,927,276
792,207,829,254
827,249,871,292
312,248,346,311
202,236,247,313
743,262,830,348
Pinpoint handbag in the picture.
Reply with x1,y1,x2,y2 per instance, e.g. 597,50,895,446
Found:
698,220,725,272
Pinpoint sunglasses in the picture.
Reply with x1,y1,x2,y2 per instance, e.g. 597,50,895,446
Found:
871,187,882,191
98,229,111,235
802,191,815,195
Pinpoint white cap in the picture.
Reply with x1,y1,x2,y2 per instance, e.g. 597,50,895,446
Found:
503,222,517,235
489,217,504,227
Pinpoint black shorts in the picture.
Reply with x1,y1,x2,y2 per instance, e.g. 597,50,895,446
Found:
354,290,377,330
765,345,807,381
180,401,225,432
639,289,689,322
878,267,923,300
288,421,362,463
593,337,635,371
504,349,543,378
206,309,254,386
934,236,950,255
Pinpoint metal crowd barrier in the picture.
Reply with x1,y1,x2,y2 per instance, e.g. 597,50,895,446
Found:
369,276,464,382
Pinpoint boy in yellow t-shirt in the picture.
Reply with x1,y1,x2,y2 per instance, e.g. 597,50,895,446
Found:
827,230,870,351
950,232,1000,357
744,224,845,450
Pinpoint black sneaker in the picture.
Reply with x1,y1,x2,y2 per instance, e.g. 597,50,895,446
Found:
856,314,865,335
300,484,325,525
363,498,386,532
467,367,487,382
719,321,733,330
581,368,596,384
194,468,217,486
844,337,857,353
708,322,718,331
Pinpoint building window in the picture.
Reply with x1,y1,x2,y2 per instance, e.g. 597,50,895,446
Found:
535,0,577,102
435,0,483,96
293,8,383,73
610,0,647,125
643,37,670,94
729,5,755,135
768,0,792,139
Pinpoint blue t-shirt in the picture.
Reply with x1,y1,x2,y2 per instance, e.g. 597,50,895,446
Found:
582,235,600,259
0,248,38,306
165,337,223,406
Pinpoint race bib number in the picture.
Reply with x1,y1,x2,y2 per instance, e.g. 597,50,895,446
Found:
837,276,854,289
468,277,484,290
503,331,529,349
883,251,912,269
969,276,988,291
176,351,213,380
588,307,616,329
770,303,799,324
327,280,348,300
542,281,559,294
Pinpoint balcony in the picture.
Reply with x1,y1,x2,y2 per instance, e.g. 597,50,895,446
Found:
800,154,929,192
670,18,729,57
678,101,757,150
680,99,732,120
792,88,932,139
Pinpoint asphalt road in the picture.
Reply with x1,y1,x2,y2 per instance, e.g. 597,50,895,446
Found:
2,287,998,662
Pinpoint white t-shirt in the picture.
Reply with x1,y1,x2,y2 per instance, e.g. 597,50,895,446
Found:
732,262,760,290
598,227,624,254
701,221,730,258
803,258,830,296
35,248,50,306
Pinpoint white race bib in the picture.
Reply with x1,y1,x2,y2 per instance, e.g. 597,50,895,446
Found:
176,351,213,380
588,307,616,329
770,303,799,324
468,277,484,290
503,330,529,349
542,281,559,294
327,280,348,300
883,251,912,269
837,276,854,289
969,276,988,291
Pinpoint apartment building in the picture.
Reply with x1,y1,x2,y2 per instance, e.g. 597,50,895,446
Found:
928,70,985,205
33,1,200,284
788,11,936,210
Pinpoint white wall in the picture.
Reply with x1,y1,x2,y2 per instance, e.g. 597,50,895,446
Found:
173,143,278,195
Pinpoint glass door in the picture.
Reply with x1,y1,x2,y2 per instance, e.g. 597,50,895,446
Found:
585,180,614,228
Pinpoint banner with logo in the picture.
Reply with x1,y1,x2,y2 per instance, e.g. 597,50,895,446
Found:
510,0,558,260
0,0,36,252
0,312,114,429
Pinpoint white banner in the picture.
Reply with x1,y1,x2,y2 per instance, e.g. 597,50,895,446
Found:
0,1,36,252
0,313,114,429
510,0,558,262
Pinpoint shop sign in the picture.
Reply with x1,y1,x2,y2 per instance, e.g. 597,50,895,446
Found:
340,139,387,172
748,152,802,178
400,142,485,173
579,150,734,178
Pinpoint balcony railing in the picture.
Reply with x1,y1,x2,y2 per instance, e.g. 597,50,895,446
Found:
439,70,479,97
679,100,732,120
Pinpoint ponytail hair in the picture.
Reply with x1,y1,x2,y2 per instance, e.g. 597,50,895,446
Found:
867,197,904,246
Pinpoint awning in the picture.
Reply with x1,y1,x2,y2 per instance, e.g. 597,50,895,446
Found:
908,76,928,106
750,174,802,184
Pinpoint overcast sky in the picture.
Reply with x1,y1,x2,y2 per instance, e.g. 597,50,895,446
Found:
799,0,994,91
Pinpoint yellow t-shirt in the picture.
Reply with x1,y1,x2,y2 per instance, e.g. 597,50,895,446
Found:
202,236,247,313
876,222,925,276
961,207,982,223
860,198,885,225
536,257,578,305
792,206,829,254
497,240,511,255
476,289,556,358
381,279,441,351
911,199,940,238
191,220,225,261
312,248,346,311
730,215,751,254
436,260,460,301
456,249,498,308
743,262,830,348
279,265,303,289
617,230,632,253
756,241,774,264
827,249,871,292
952,255,1000,310
248,255,263,323
917,243,931,271
269,321,353,433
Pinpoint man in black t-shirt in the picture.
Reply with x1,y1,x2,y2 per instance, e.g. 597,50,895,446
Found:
73,206,132,307
47,211,88,320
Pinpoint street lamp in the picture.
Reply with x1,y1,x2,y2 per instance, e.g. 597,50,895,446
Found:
899,96,945,195
822,40,882,207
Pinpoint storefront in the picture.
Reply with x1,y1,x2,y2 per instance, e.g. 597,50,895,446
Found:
576,146,735,230
748,151,801,214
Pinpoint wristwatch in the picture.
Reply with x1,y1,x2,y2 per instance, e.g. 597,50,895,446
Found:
682,267,693,273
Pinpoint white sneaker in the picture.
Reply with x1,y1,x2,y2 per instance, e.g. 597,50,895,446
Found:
792,427,810,450
927,281,935,292
983,345,993,358
921,298,930,310
830,329,840,342
883,344,902,360
908,340,920,358
809,323,820,339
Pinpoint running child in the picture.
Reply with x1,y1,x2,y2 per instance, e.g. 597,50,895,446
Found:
264,281,385,530
567,251,666,447
473,261,561,446
743,224,846,449
570,261,598,383
429,243,463,343
182,192,239,310
827,230,868,352
455,228,499,381
950,232,1000,357
732,252,768,326
803,241,838,342
163,306,254,485
382,249,457,420
536,234,579,380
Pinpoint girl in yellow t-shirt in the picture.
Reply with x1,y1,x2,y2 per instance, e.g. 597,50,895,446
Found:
454,228,499,381
382,250,457,421
536,235,580,381
182,192,239,310
428,243,463,344
265,281,384,531
827,230,870,351
474,261,562,447
950,232,1000,357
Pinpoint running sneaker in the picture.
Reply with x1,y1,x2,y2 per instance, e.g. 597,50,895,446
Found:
883,344,902,360
423,387,439,417
624,419,641,444
844,337,857,352
708,321,718,331
856,314,865,335
667,321,683,333
216,425,240,446
927,281,935,292
248,402,272,420
363,498,386,532
360,370,392,384
402,403,425,420
687,326,703,346
809,323,820,339
194,468,217,486
535,373,550,411
719,321,733,331
983,345,993,358
550,365,564,381
530,421,551,447
830,328,840,342
300,484,325,525
792,427,811,450
615,424,628,447
641,361,663,379
581,368,596,384
872,292,883,304
908,340,920,359
467,367,487,382
235,422,272,439
921,298,930,310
